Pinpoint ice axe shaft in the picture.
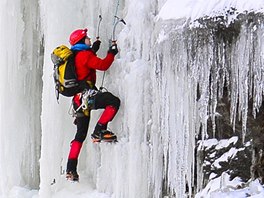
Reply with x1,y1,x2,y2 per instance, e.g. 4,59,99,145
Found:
96,15,102,40
112,16,126,43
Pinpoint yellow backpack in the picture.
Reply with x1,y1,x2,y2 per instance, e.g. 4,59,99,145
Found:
51,45,81,100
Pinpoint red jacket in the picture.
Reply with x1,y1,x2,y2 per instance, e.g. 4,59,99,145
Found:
74,50,115,85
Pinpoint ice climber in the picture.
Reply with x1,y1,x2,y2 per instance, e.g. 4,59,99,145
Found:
66,28,120,182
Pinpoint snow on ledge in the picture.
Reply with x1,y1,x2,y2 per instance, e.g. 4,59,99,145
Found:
158,0,264,21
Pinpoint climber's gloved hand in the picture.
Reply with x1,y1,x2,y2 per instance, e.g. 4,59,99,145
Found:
108,43,118,56
92,40,101,53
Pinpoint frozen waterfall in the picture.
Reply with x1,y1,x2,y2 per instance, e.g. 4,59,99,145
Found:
0,0,264,198
0,0,43,194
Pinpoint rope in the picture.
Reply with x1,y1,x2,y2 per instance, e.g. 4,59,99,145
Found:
100,0,120,90
113,0,120,25
99,71,106,91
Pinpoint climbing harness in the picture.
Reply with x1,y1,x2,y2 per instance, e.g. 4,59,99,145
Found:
76,89,98,112
69,89,98,117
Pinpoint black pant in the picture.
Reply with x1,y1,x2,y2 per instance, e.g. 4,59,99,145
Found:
73,91,120,143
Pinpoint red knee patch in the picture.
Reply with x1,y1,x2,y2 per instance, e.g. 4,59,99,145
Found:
98,106,117,125
68,141,82,159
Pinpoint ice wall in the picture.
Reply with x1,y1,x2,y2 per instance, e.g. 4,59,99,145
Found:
0,0,43,196
85,1,196,197
40,0,194,197
1,0,264,197
39,1,93,197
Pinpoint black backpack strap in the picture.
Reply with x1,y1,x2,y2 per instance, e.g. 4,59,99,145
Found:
78,80,96,91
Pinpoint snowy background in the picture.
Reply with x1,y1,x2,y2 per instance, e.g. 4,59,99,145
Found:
1,0,264,197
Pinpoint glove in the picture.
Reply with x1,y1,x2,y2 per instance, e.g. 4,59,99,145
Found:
108,44,118,55
92,40,101,53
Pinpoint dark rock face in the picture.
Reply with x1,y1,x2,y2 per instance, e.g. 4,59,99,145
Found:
158,10,264,195
191,11,264,189
197,137,252,186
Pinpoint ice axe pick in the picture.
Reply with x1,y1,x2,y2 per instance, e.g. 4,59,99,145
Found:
111,16,126,44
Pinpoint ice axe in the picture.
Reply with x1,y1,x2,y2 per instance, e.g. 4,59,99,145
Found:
111,15,126,45
96,15,102,40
